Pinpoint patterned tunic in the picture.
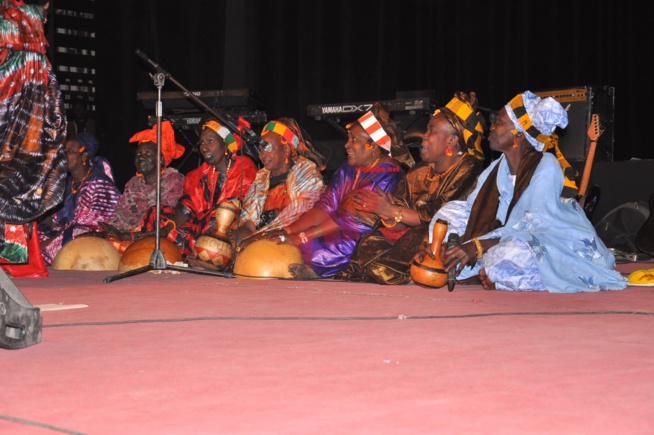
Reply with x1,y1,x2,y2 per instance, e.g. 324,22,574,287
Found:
39,170,121,264
240,156,324,234
142,156,257,255
109,168,184,232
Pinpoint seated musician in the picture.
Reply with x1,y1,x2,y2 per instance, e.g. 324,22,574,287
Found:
98,121,185,253
229,118,326,247
265,102,406,278
139,118,258,257
337,91,485,285
39,133,121,264
424,90,627,293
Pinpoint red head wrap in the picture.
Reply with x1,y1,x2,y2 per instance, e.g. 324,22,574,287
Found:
128,121,185,167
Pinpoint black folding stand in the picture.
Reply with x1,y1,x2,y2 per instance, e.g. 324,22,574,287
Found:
104,50,264,283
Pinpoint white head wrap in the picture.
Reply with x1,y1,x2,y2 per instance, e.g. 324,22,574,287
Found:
505,90,569,151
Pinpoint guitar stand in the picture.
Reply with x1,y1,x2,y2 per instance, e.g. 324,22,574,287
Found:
104,51,244,283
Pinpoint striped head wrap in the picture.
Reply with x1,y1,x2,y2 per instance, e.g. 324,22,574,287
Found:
505,91,568,152
261,119,327,171
262,121,301,150
434,93,486,160
202,119,243,156
357,111,392,153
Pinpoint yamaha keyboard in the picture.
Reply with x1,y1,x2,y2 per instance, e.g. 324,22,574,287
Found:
307,97,436,119
147,110,268,130
137,88,264,112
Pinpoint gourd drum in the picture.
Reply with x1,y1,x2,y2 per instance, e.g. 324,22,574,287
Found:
192,200,240,268
409,219,449,288
193,235,234,268
233,239,303,279
118,236,182,273
52,237,121,271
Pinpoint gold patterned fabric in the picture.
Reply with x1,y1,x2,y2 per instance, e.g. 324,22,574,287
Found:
240,156,324,234
337,154,482,284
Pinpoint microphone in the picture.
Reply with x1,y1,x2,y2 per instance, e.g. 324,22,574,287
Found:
135,49,170,77
446,232,460,292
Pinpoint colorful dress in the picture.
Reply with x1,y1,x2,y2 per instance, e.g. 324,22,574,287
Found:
109,168,185,232
0,1,67,263
39,169,121,264
240,156,324,233
430,152,627,293
301,161,404,278
340,155,482,284
142,156,257,255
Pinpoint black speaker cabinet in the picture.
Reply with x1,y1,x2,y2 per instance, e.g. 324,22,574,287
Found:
0,268,41,350
535,86,615,162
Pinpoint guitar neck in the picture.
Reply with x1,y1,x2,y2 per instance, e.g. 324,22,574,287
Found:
577,140,598,201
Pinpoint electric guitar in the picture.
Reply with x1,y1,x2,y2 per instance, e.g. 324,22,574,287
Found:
576,114,602,221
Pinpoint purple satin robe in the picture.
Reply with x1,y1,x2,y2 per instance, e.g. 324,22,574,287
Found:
301,161,404,277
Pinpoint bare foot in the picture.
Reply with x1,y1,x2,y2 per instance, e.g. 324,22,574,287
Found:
288,263,319,279
478,269,496,290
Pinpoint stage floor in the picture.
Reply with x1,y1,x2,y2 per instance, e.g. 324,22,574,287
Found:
2,260,654,434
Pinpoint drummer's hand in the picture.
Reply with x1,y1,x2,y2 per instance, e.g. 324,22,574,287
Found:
412,239,435,264
443,242,477,275
97,222,124,240
238,229,286,252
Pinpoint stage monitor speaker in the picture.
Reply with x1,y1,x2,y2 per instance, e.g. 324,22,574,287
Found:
535,86,615,162
0,268,41,349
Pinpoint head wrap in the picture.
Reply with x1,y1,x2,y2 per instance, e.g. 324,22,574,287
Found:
128,120,185,166
201,119,243,157
72,132,99,158
262,121,300,149
262,119,327,170
505,90,569,151
433,92,486,160
356,111,392,153
69,132,114,181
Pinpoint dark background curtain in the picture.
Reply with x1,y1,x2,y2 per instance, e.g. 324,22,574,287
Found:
94,0,651,191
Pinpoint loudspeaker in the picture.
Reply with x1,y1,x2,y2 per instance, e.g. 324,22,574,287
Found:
0,268,42,349
535,86,615,162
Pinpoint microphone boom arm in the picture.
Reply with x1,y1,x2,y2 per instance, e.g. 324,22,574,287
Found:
135,49,265,158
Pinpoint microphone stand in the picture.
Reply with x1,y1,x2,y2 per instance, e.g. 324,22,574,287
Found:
104,50,257,283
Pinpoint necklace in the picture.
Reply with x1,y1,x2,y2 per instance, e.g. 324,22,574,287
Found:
353,156,381,190
209,158,233,205
71,168,92,194
425,154,466,182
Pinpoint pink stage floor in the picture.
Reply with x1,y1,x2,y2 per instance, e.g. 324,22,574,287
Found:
2,260,654,434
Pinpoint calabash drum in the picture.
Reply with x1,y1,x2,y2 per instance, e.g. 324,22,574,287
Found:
52,237,121,271
233,239,304,279
410,219,449,288
214,200,239,238
191,199,240,268
193,235,234,268
118,236,182,273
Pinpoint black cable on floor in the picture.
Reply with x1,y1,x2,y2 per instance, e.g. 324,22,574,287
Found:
0,414,87,435
43,310,654,329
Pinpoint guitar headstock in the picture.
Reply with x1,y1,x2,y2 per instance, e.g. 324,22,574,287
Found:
587,114,603,142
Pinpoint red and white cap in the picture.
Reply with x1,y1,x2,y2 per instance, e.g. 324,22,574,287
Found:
358,111,391,153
